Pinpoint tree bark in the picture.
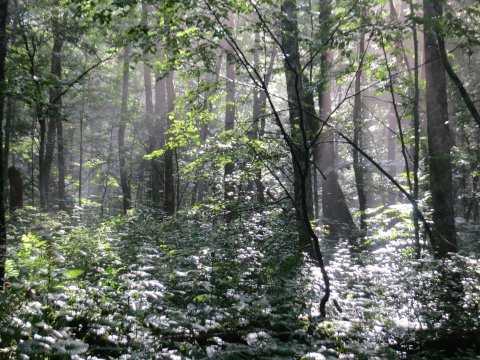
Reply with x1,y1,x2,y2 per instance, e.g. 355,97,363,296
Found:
251,25,275,206
164,71,175,215
409,0,421,258
224,47,236,203
8,166,23,211
281,0,314,251
423,0,457,257
154,49,167,208
78,96,84,207
119,44,132,214
316,0,356,241
0,0,8,288
53,29,66,211
352,31,367,231
4,97,13,182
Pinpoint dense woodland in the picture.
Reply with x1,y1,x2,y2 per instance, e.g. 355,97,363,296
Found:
0,0,479,358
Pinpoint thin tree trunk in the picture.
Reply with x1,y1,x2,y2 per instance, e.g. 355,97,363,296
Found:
0,0,8,288
142,3,161,207
281,0,314,250
100,127,114,218
423,0,457,257
41,22,65,209
78,96,84,207
352,31,367,231
409,0,421,258
224,48,236,202
281,0,330,316
154,44,166,208
251,25,275,205
316,0,356,241
119,44,132,214
50,23,66,210
4,97,13,183
386,107,397,205
164,71,175,215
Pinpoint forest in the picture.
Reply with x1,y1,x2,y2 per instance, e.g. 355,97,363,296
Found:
0,0,479,358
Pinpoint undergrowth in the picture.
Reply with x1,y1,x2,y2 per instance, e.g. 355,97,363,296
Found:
0,206,479,359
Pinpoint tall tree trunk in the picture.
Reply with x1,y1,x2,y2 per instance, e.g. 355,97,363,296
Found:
0,0,8,288
164,71,175,215
50,24,66,210
317,83,357,241
423,0,457,257
224,48,236,202
4,97,13,182
144,62,159,205
409,0,421,258
251,26,275,206
42,116,57,207
281,0,331,317
154,55,167,209
352,31,367,231
119,44,132,214
386,107,397,205
281,0,314,251
41,21,64,210
142,3,162,207
78,95,84,207
56,103,66,210
316,0,356,241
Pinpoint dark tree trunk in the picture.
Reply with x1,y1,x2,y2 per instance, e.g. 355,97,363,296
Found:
224,50,236,202
409,0,421,258
78,102,83,207
154,57,167,208
119,44,132,214
8,166,23,211
0,0,8,288
386,107,397,206
142,3,162,208
40,22,64,210
317,93,356,242
423,0,457,257
281,0,314,251
164,71,175,215
352,31,367,231
39,114,56,209
51,28,66,210
316,0,356,241
281,0,331,316
250,25,275,206
4,97,13,182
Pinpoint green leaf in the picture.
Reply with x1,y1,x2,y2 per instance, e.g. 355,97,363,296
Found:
64,268,85,279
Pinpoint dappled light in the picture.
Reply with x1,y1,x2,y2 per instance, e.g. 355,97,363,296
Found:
0,0,479,358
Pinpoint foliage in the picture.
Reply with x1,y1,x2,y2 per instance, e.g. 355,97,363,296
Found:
1,208,479,358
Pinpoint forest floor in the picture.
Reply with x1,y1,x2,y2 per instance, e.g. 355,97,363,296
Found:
0,206,479,359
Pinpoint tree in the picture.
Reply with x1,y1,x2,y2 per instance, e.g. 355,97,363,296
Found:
315,0,356,241
164,70,175,215
119,44,132,214
281,0,314,250
423,0,457,257
0,0,9,288
352,28,367,231
50,11,67,210
224,36,236,203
